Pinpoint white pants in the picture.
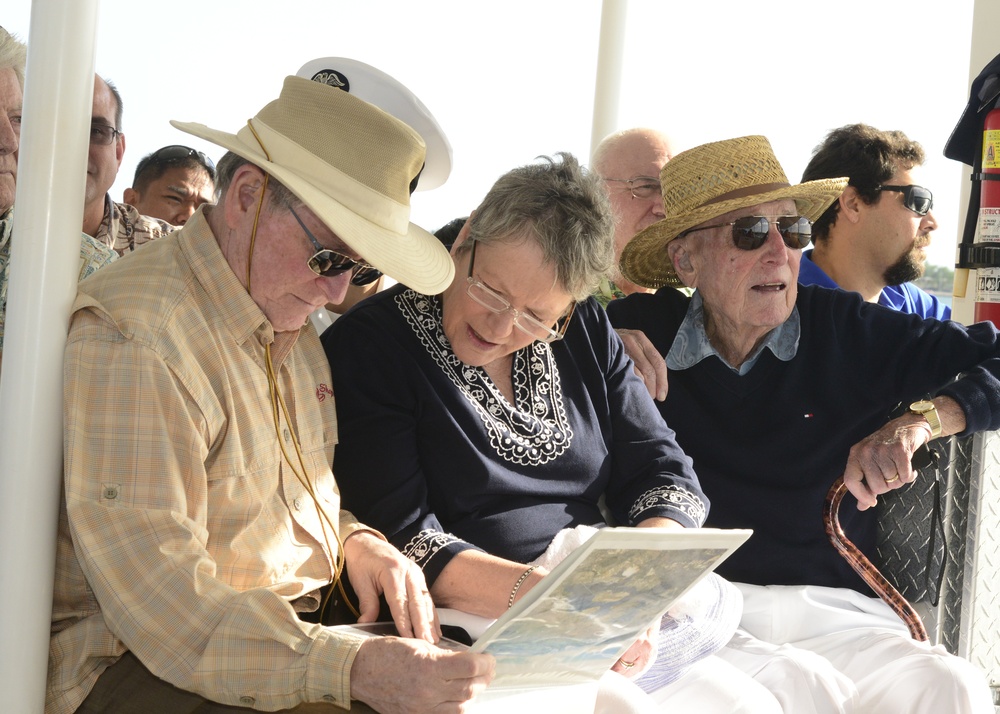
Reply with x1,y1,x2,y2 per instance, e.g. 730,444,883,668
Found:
717,583,994,714
589,656,783,713
644,655,782,713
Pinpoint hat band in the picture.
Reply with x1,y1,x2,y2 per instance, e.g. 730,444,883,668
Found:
237,120,411,234
701,182,790,208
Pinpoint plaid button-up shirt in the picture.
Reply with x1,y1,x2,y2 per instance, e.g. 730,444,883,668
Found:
49,207,368,713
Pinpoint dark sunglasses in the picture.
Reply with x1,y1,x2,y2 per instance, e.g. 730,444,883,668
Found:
678,215,812,251
135,145,217,178
878,184,933,217
289,207,382,286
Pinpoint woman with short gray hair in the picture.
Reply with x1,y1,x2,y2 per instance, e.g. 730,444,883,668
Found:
325,153,780,712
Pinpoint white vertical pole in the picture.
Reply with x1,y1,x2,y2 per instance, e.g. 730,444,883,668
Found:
590,0,628,158
0,0,100,710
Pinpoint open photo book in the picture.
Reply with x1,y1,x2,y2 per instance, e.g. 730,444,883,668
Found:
462,527,750,688
338,527,750,710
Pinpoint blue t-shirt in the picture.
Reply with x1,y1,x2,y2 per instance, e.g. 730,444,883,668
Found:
799,249,950,320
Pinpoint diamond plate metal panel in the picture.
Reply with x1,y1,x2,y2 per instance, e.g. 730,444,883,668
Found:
874,435,972,646
872,432,1000,705
959,431,1000,699
875,440,961,599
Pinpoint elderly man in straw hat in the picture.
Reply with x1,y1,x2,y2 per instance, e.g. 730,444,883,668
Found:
607,135,998,712
49,76,494,714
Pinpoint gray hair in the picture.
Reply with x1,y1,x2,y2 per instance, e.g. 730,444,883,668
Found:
100,76,124,132
463,152,614,301
0,27,27,89
214,150,298,209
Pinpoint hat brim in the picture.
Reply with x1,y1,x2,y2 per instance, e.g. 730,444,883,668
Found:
620,177,849,289
171,119,454,296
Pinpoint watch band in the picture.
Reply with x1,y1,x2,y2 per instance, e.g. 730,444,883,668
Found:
909,400,943,439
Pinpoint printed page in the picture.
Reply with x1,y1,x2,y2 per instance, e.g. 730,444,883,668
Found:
470,527,751,690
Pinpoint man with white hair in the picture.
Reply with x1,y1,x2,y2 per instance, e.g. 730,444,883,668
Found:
0,28,115,373
608,135,996,713
50,76,493,714
592,127,675,303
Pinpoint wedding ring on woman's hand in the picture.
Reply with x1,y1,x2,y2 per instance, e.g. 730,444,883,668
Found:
885,472,900,483
619,659,636,669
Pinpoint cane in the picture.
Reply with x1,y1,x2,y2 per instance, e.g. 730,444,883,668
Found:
823,473,929,642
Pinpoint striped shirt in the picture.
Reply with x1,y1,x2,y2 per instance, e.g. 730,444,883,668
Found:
50,207,367,713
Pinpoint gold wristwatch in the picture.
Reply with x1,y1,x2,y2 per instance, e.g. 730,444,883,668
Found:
909,400,943,439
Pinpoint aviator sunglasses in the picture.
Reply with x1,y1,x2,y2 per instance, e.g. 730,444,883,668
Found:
289,206,382,286
678,215,813,251
878,184,933,217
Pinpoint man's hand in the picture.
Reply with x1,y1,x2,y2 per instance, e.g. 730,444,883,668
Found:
609,621,658,679
351,637,494,714
615,328,668,401
843,396,964,510
842,416,931,510
343,531,439,642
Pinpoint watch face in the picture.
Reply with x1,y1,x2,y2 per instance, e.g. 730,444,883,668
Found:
910,400,934,413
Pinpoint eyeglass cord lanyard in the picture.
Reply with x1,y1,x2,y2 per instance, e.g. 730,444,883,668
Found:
247,119,358,621
245,120,269,292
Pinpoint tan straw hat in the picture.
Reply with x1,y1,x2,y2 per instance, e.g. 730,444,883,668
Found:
171,75,453,295
620,135,848,289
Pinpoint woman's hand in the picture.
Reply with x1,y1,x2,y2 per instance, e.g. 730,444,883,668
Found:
610,620,658,679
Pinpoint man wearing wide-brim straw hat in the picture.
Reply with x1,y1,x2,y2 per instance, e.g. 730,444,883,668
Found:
51,76,494,714
608,135,998,712
295,55,455,328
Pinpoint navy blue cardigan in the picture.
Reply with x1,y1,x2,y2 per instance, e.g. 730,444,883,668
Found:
608,285,1000,593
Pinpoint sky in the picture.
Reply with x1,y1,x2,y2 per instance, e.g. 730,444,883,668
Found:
5,0,980,268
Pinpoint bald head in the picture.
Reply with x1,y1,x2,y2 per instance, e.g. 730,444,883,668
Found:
592,128,676,295
592,128,675,178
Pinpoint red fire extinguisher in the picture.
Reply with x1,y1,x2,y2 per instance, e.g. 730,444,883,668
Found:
974,108,1000,326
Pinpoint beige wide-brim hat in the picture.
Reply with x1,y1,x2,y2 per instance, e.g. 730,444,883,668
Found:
620,135,849,289
296,57,452,192
171,75,453,295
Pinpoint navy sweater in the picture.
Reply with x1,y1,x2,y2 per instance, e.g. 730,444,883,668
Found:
608,285,1000,592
